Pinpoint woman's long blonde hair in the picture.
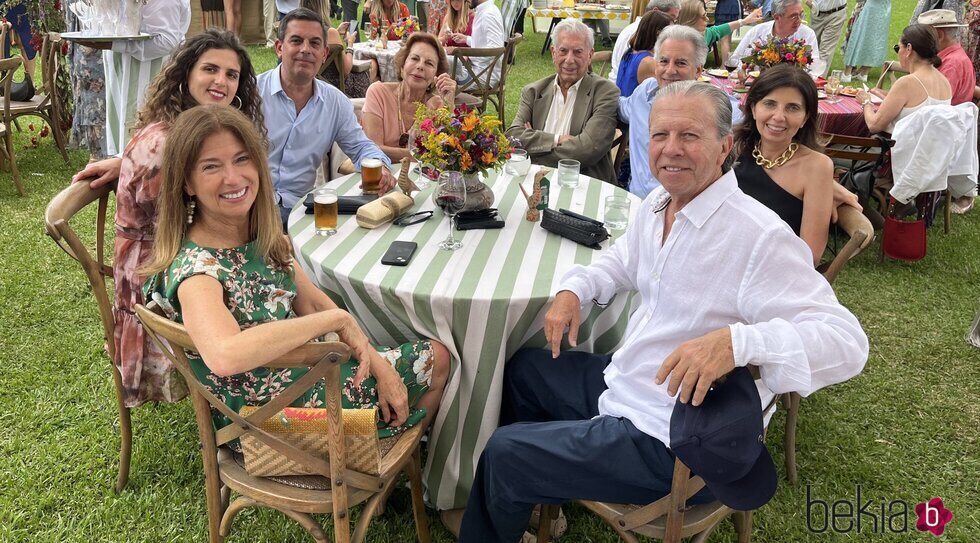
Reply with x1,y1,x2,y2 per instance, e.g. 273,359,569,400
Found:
370,0,401,27
141,106,292,277
445,0,471,34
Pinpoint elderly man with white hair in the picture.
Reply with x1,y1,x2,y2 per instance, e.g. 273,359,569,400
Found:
505,19,620,183
459,80,869,542
620,25,743,198
728,0,821,73
609,0,682,84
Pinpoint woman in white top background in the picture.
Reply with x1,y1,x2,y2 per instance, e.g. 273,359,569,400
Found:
857,23,951,134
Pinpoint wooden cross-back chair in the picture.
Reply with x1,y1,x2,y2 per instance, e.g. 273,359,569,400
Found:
44,181,133,492
874,60,908,90
535,384,778,543
0,56,23,194
318,43,347,95
134,303,431,543
3,32,70,166
451,34,524,123
591,50,613,78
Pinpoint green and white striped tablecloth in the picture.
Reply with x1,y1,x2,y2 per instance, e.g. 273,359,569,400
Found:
288,166,640,509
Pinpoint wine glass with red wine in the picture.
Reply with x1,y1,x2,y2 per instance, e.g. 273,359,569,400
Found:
435,171,466,251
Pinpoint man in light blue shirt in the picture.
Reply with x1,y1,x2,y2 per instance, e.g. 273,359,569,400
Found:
258,8,393,223
620,25,743,199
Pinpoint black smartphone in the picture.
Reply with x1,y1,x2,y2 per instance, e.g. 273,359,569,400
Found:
381,241,418,266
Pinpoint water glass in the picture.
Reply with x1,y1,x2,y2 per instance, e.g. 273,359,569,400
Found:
826,70,843,104
505,149,530,177
603,195,631,231
557,159,580,188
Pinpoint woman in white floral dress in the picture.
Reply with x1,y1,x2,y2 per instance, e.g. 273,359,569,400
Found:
142,105,450,436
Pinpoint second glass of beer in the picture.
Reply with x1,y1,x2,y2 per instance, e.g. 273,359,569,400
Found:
361,158,383,194
314,187,338,236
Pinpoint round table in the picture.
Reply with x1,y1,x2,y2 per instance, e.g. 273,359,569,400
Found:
288,166,640,509
706,74,871,137
351,40,403,82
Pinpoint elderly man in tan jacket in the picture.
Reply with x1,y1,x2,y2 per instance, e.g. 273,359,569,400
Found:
505,19,620,184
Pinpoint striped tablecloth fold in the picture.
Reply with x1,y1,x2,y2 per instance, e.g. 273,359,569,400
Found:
289,166,639,509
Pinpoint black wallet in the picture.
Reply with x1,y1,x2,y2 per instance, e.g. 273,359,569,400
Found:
540,208,609,249
455,209,505,230
304,193,378,214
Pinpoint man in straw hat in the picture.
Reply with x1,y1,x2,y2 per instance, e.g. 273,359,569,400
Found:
919,9,976,105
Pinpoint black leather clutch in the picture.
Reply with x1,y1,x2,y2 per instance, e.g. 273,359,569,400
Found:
304,193,379,214
455,209,504,230
540,208,609,249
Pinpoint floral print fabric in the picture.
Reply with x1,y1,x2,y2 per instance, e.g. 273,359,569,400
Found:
144,240,432,438
114,121,188,408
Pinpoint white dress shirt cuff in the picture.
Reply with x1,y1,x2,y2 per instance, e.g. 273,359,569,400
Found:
558,274,596,309
729,322,758,368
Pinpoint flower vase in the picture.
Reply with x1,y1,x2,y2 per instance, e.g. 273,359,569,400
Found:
432,171,495,211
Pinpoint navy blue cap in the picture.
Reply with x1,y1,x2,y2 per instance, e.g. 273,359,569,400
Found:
669,367,777,511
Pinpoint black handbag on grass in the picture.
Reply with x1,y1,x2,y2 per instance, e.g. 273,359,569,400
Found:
541,208,609,249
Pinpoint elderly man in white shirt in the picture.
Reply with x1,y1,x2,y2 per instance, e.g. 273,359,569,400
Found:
459,80,868,542
805,0,847,76
728,0,822,73
609,0,681,85
505,19,620,183
455,0,506,85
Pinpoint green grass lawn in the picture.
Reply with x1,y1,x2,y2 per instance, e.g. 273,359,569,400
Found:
1,0,979,541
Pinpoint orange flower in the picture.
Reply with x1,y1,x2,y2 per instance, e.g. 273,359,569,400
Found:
460,152,473,171
462,113,479,132
482,151,494,164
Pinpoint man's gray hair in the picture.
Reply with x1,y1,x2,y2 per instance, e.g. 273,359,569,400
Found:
653,25,709,68
771,0,802,17
655,80,733,138
647,0,680,14
553,19,595,50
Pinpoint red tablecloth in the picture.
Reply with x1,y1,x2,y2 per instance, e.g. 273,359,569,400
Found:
705,75,871,138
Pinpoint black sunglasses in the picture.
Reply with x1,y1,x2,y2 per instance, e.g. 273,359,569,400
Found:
893,43,902,53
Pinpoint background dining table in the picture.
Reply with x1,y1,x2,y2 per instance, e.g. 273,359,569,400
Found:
705,72,872,137
288,165,640,509
351,39,403,82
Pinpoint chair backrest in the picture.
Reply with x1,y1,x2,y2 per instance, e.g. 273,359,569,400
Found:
451,44,508,96
0,22,11,59
822,133,892,163
44,181,117,360
875,60,907,90
0,56,20,118
318,43,347,95
890,104,972,203
133,303,384,494
591,50,612,78
821,205,874,284
33,32,60,110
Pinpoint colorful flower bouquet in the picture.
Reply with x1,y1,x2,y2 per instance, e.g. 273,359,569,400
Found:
393,16,420,39
740,36,813,71
411,103,512,177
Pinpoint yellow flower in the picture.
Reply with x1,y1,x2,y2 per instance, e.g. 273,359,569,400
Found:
481,151,494,164
462,113,479,132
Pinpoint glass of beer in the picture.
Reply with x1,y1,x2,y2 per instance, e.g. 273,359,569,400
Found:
361,158,384,194
313,187,338,236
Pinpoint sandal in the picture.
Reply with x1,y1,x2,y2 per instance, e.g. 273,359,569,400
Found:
528,505,567,539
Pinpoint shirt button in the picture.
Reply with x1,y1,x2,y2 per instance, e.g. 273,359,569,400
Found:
652,272,660,281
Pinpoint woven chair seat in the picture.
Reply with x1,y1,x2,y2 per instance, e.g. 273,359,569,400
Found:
228,435,401,491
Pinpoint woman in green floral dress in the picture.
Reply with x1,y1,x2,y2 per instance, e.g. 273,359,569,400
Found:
142,104,450,438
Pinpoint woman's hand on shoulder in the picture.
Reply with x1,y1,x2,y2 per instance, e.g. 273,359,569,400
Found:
73,157,123,189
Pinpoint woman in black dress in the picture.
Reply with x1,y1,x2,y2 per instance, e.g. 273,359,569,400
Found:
733,64,835,265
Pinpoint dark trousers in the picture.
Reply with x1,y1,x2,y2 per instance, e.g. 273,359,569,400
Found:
459,348,714,542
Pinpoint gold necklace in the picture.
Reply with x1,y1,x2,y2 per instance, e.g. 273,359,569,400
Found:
752,142,798,169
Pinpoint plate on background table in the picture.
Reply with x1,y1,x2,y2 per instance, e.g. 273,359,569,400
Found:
59,31,153,41
706,68,730,78
817,90,827,99
698,75,711,82
748,70,761,78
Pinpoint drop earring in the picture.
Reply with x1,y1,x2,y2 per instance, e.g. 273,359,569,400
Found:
186,198,196,224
